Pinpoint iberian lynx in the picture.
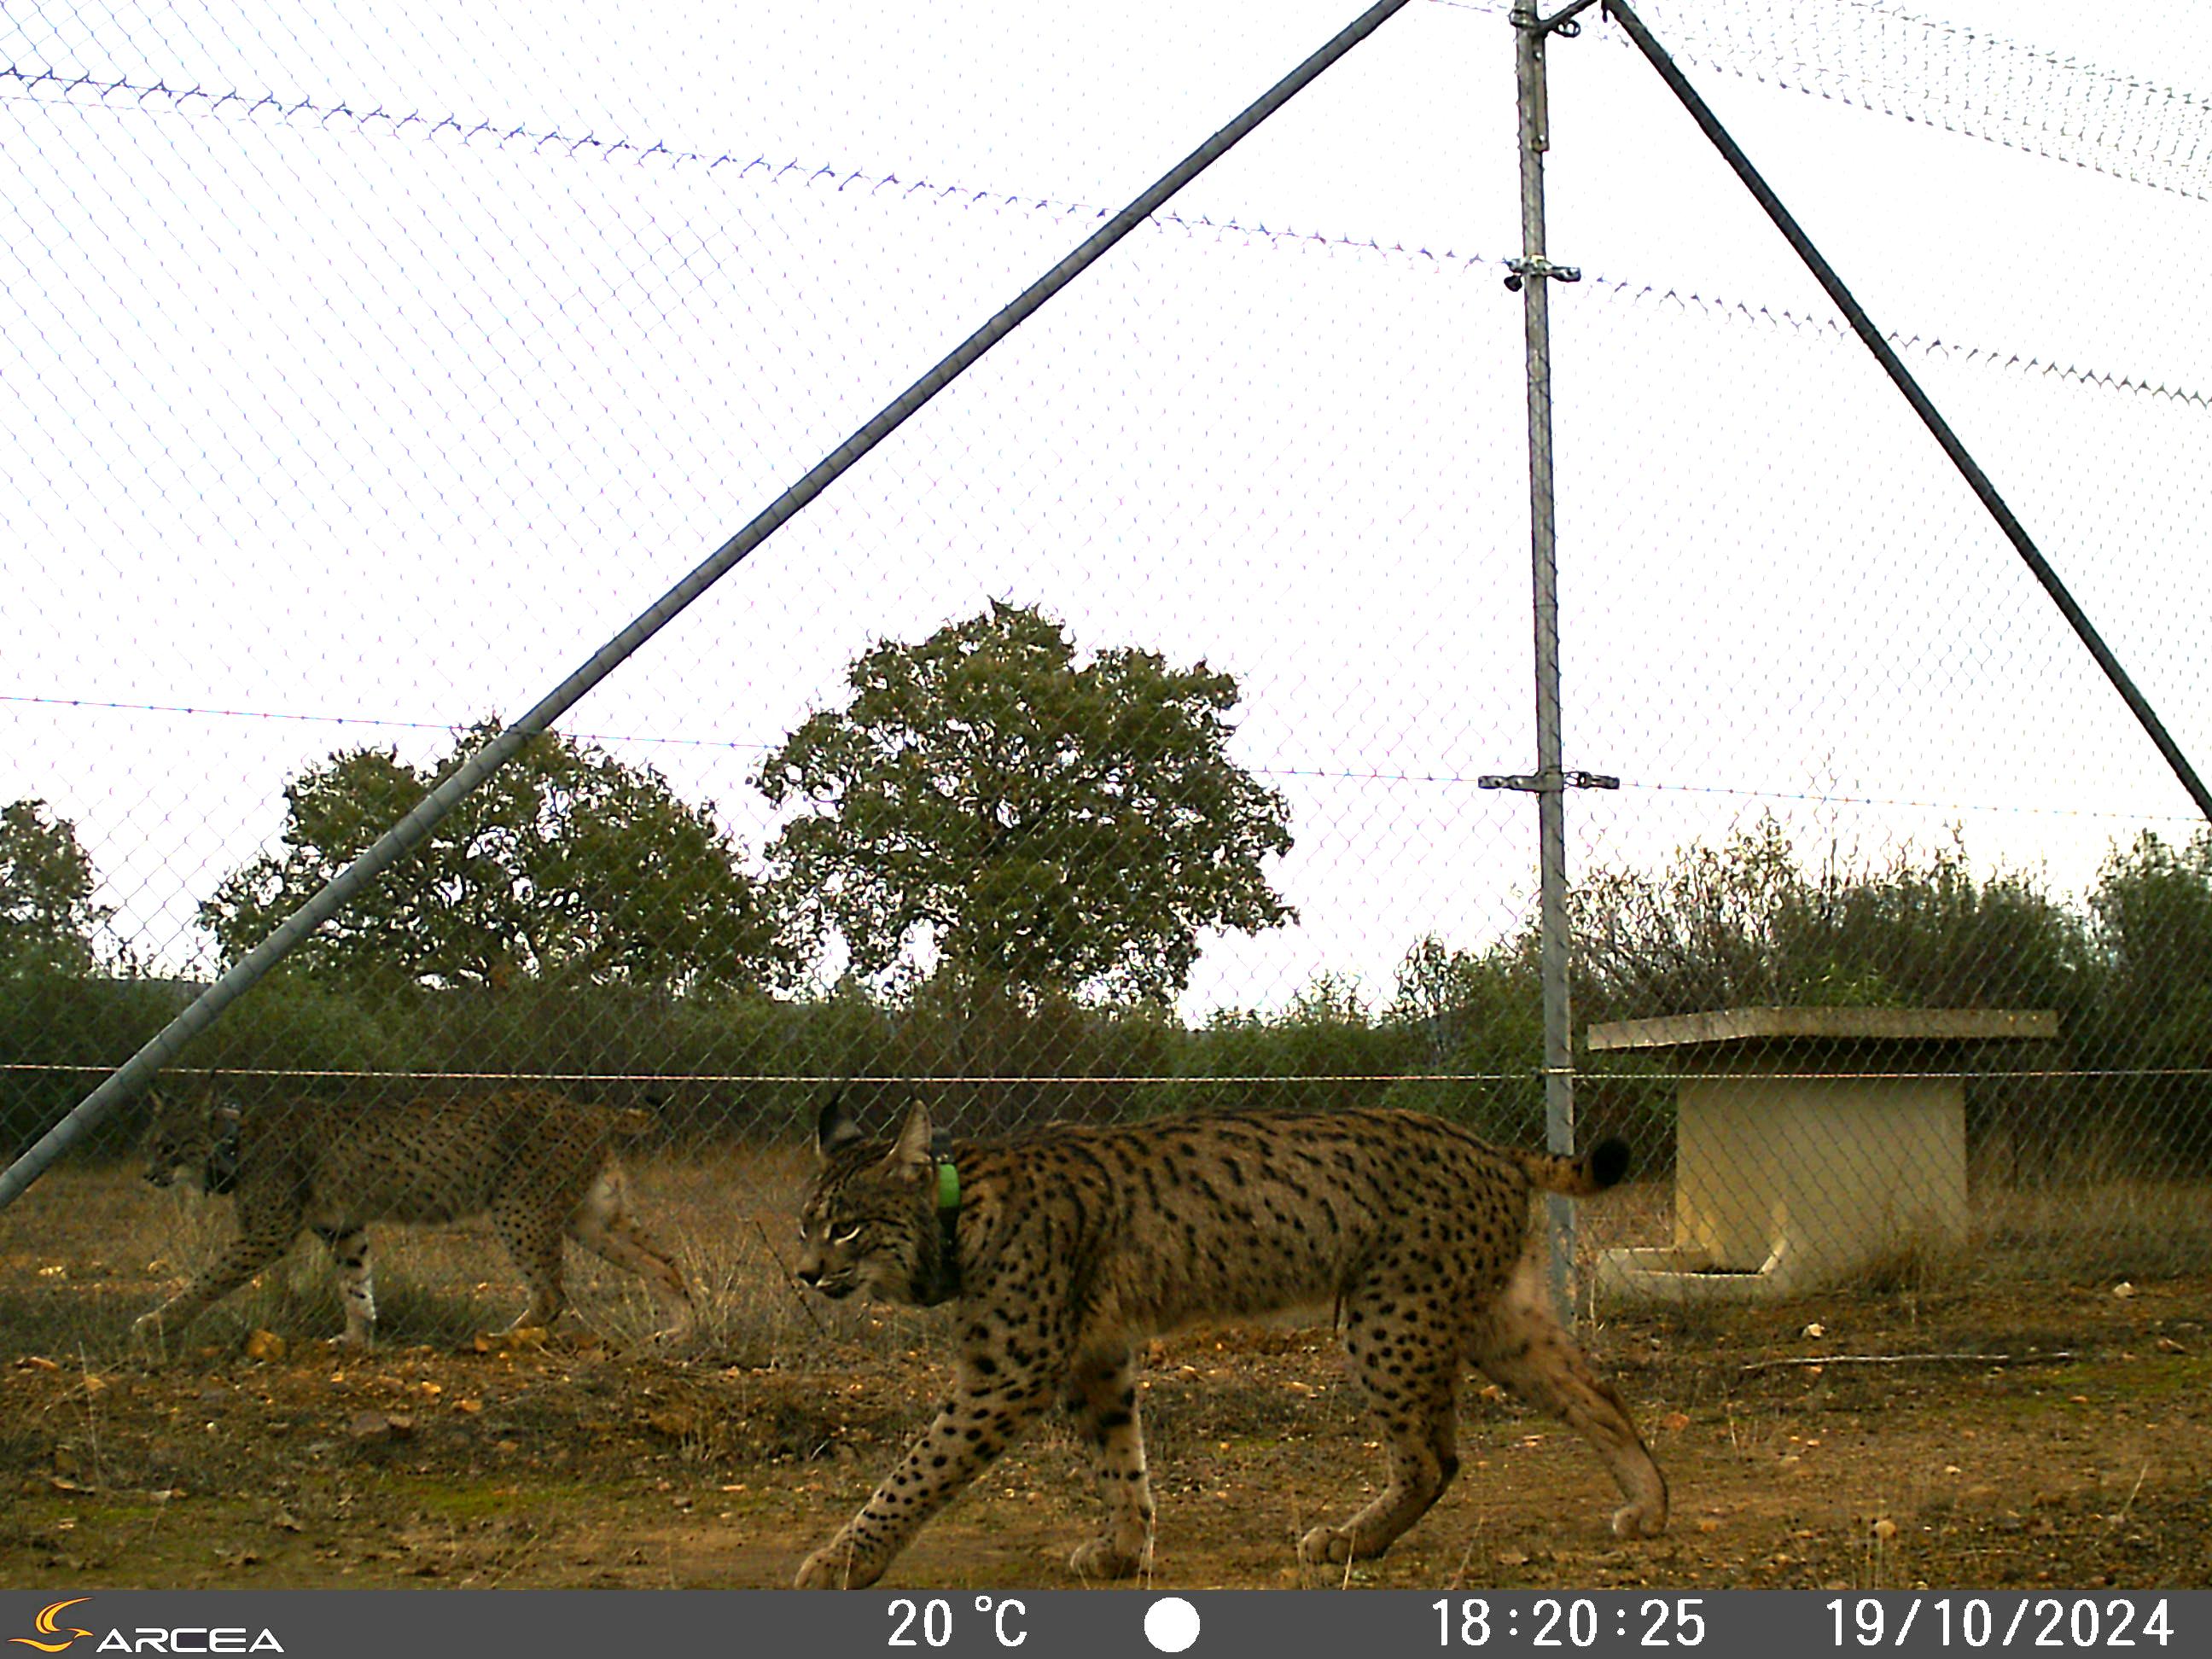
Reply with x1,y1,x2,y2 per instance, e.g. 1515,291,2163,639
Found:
135,1085,695,1350
791,1098,1665,1587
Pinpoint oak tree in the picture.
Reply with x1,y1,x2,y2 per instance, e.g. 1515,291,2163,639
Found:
202,719,770,994
759,603,1294,1002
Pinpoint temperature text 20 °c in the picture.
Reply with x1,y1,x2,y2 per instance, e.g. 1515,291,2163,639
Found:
888,1597,1028,1649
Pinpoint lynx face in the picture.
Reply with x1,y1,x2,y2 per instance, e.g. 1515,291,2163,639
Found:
139,1088,241,1196
139,1090,216,1188
789,1097,1668,1591
795,1105,941,1305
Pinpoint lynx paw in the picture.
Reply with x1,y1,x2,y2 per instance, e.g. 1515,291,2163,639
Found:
1298,1520,1399,1569
1297,1523,1354,1567
795,1538,878,1590
1068,1538,1145,1580
1610,1501,1667,1540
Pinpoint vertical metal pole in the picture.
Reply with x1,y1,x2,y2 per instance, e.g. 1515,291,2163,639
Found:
1514,4,1576,1311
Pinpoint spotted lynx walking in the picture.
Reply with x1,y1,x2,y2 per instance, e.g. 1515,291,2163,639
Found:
792,1098,1667,1588
134,1085,696,1350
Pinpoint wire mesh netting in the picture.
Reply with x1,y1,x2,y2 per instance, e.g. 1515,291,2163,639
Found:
3,0,2210,1367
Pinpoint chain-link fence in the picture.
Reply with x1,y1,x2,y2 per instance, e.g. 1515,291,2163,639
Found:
3,0,2209,1363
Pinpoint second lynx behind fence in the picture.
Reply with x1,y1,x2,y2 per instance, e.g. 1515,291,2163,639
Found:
133,1085,696,1352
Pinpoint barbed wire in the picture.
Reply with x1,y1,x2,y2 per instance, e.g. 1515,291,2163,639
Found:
1636,0,2212,205
1422,0,2212,204
1599,288,2211,407
0,62,1487,263
7,62,2200,409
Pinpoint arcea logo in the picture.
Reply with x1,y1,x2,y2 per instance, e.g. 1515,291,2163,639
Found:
11,1604,282,1656
11,1601,93,1655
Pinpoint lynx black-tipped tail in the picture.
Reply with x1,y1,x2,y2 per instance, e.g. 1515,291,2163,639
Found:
1587,1136,1632,1190
1522,1136,1634,1197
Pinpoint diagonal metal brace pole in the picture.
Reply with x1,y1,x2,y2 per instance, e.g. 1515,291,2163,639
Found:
0,0,1422,1214
1602,0,2212,824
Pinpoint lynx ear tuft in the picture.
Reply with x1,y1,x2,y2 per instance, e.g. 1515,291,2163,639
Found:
888,1100,934,1172
815,1090,864,1161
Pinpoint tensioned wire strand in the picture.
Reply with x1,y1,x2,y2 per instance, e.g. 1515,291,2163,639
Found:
6,1062,2208,1085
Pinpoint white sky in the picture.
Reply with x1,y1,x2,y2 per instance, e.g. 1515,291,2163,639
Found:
3,0,2209,1017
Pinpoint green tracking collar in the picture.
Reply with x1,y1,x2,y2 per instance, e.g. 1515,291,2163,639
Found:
923,1129,963,1305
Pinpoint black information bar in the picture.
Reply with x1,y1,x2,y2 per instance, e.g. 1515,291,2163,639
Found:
3,1589,2196,1658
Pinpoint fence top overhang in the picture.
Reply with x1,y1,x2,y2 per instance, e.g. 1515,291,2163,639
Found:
1586,1005,2061,1059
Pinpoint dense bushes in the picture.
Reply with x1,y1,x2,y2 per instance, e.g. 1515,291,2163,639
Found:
8,816,2212,1173
1572,817,2090,1021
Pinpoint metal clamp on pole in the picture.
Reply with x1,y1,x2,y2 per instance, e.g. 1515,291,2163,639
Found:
1479,769,1621,792
1503,256,1582,292
1515,0,1604,39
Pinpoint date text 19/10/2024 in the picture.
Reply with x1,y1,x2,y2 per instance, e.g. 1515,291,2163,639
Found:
1431,1598,2175,1648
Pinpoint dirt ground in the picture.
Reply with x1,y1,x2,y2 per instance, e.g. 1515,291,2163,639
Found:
2,1159,2207,1592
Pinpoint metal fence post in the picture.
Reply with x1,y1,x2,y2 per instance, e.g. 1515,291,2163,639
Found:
1493,0,1611,1313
